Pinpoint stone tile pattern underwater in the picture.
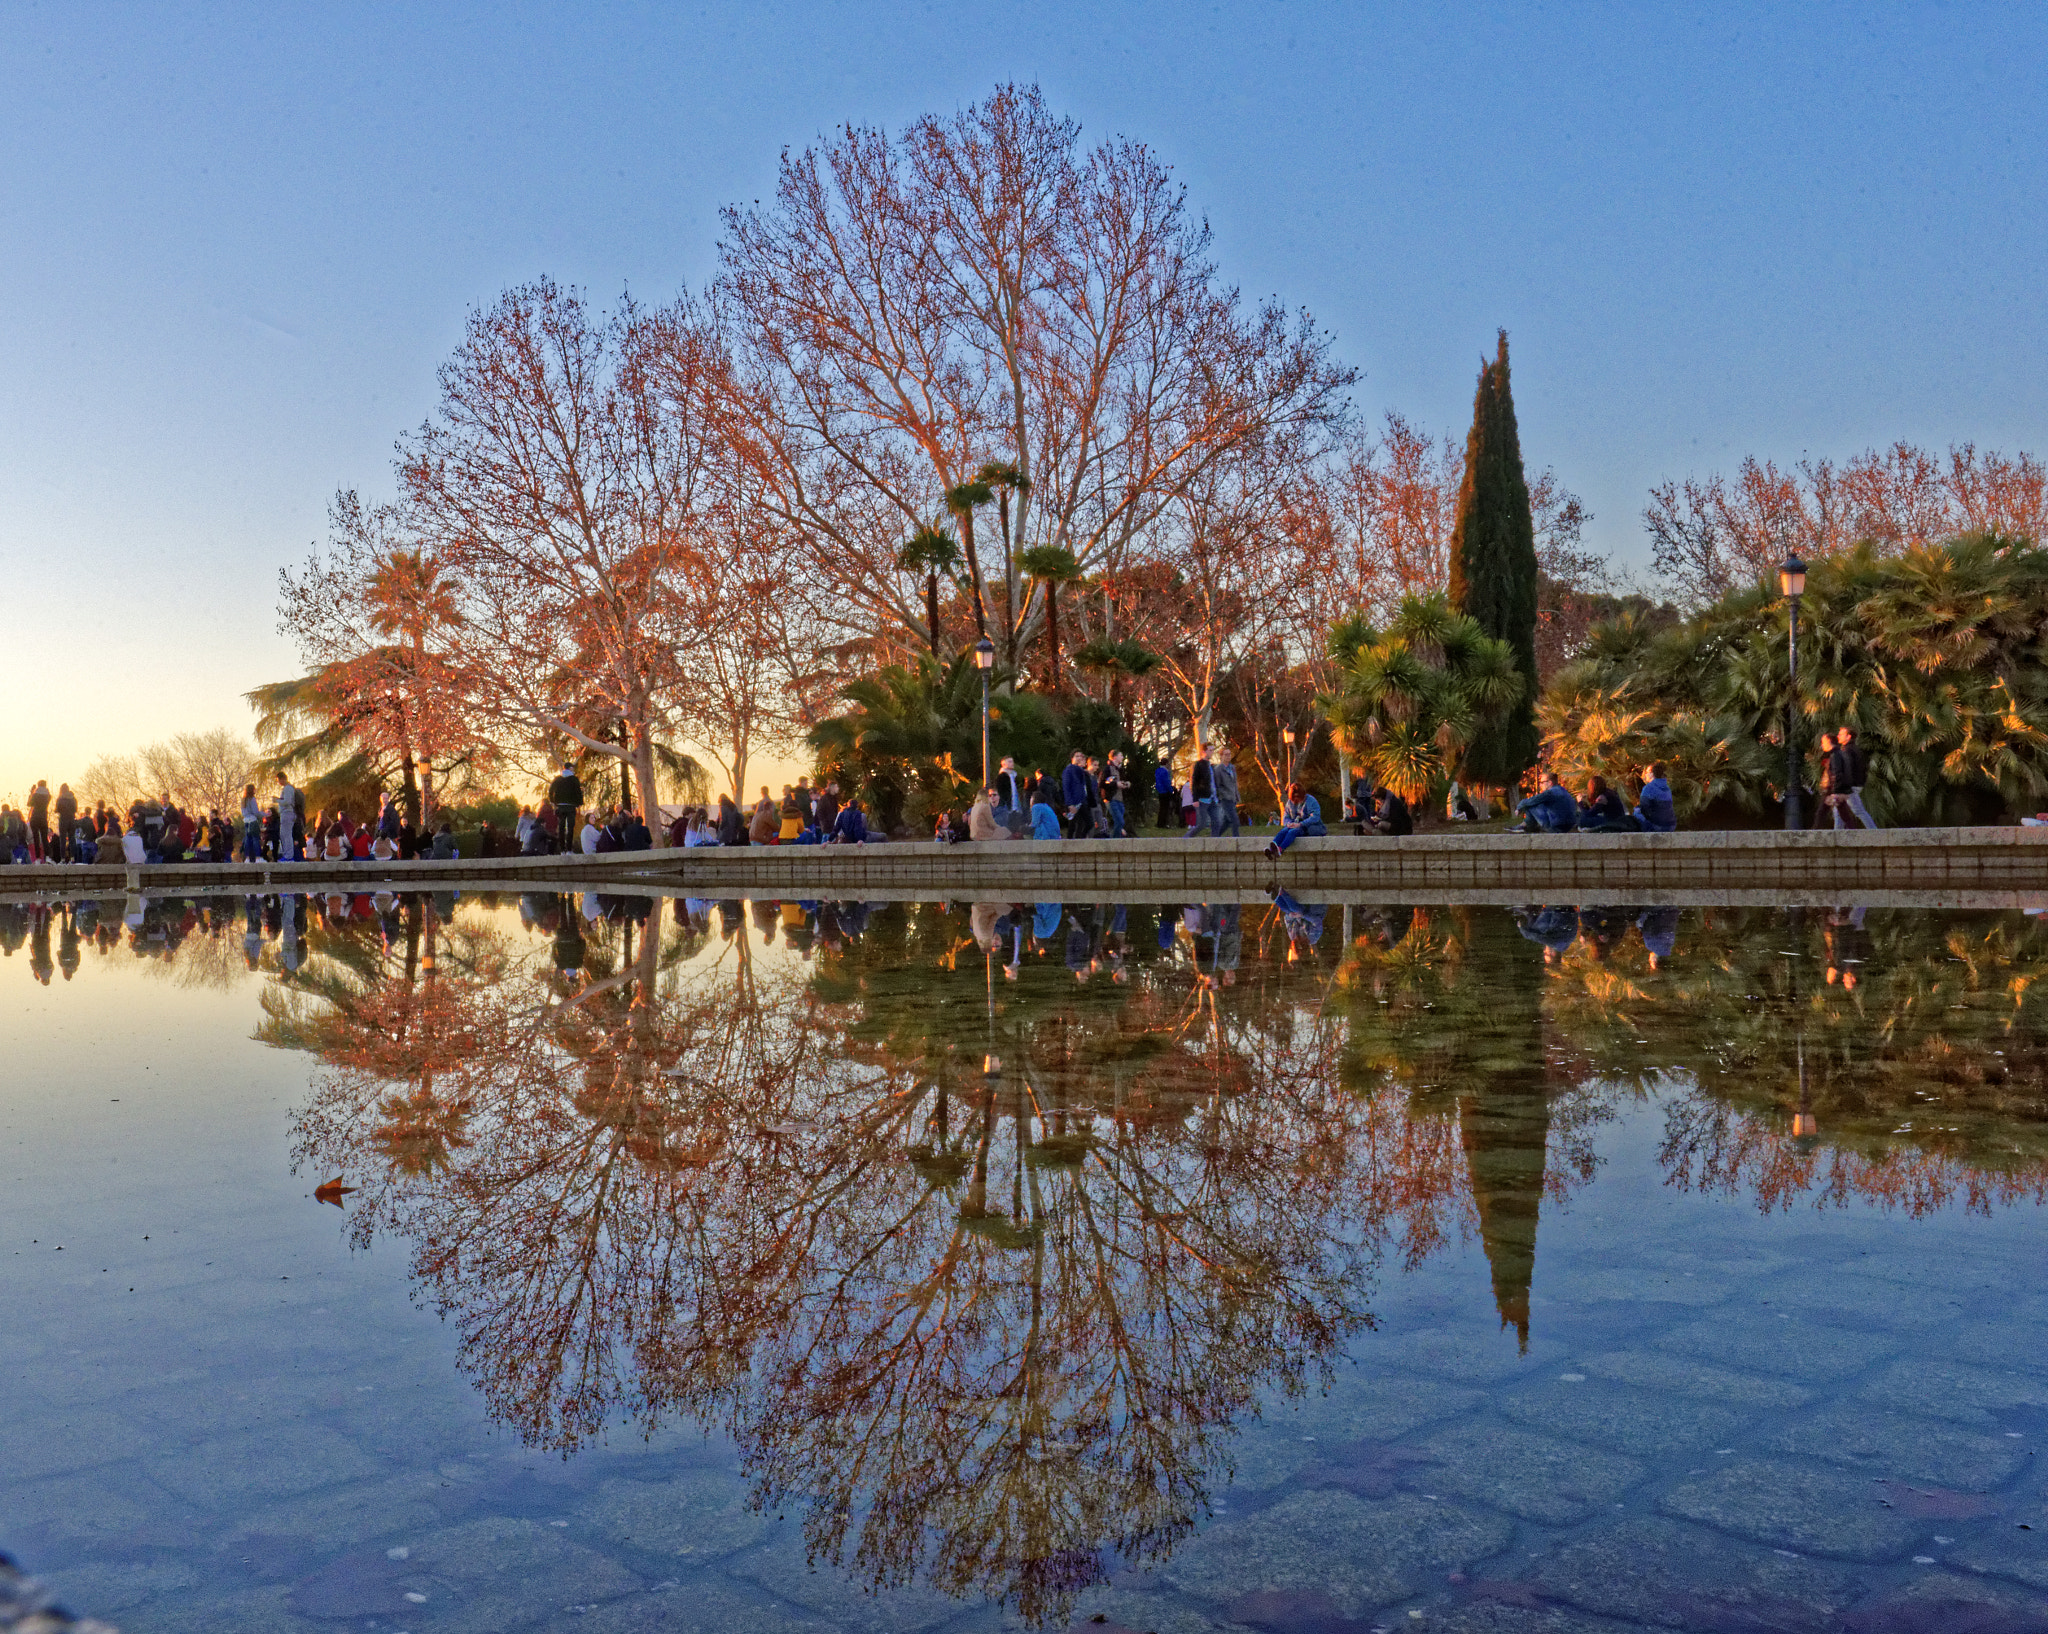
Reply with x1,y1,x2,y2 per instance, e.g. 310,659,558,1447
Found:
6,1227,2047,1632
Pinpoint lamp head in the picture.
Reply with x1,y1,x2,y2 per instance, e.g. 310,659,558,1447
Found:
1779,554,1807,598
1282,727,1295,745
973,637,995,670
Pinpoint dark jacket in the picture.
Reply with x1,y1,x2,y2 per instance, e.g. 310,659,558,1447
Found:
1061,763,1092,810
833,807,868,843
1634,777,1677,833
1191,759,1213,800
716,803,746,846
623,818,652,851
548,772,584,807
994,769,1026,811
1374,789,1413,836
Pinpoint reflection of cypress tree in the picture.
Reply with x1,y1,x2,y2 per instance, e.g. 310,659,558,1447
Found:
1454,909,1552,1350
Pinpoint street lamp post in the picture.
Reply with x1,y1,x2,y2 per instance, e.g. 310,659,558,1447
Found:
974,637,996,794
1780,554,1807,830
1281,726,1296,795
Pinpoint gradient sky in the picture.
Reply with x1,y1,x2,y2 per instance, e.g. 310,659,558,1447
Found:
3,1,2042,799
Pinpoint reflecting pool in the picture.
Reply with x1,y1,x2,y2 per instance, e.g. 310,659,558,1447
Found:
3,890,2047,1633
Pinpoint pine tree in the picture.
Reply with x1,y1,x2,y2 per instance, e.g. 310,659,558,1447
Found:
1448,330,1540,789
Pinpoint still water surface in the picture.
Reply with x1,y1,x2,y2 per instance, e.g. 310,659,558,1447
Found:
3,890,2047,1633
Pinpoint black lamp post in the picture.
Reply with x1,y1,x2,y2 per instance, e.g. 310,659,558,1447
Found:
1281,726,1296,794
1780,554,1807,830
974,637,996,794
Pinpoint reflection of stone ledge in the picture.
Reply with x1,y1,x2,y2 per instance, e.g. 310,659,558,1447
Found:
1,827,2043,908
0,1554,118,1634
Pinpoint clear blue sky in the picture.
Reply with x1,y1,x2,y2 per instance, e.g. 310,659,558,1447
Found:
3,1,2041,793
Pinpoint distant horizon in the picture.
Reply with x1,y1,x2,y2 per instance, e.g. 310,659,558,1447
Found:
4,2,2042,795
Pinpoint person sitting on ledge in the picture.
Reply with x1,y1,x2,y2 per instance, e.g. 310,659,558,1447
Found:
830,797,870,845
1578,775,1634,833
1374,784,1413,837
969,789,1012,842
1264,783,1327,856
430,819,456,860
1633,763,1677,833
1512,773,1579,833
623,810,653,851
1030,784,1063,840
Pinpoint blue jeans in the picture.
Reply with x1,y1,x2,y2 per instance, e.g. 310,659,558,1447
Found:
241,826,261,861
1107,799,1126,837
1210,800,1240,837
1271,819,1326,852
1831,790,1880,829
1184,799,1216,836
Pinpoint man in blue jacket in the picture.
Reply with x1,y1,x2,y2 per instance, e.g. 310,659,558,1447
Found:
1061,751,1095,839
1633,763,1677,832
1513,773,1580,833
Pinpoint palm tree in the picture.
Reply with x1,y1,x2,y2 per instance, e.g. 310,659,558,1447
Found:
977,460,1032,654
809,651,1058,830
945,479,995,638
1321,593,1522,803
1017,545,1082,691
1073,636,1161,724
896,524,963,655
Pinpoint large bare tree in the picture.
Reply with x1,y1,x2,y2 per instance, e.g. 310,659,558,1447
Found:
400,281,725,838
716,83,1353,673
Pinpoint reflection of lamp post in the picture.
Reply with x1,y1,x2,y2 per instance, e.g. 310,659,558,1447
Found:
1780,554,1806,830
1281,726,1296,795
974,636,996,794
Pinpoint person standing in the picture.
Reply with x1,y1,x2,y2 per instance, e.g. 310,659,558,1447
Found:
1061,751,1094,840
240,784,262,861
1103,751,1130,838
548,761,583,842
1834,728,1880,829
1210,748,1241,838
27,781,51,862
1154,761,1178,829
1184,747,1215,839
275,772,301,861
53,784,77,863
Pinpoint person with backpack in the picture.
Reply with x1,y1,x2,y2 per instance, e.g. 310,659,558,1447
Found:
548,761,584,842
53,784,77,862
27,781,51,862
1210,749,1242,838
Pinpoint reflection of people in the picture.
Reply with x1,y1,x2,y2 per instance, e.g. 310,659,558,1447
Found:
1635,906,1679,968
1825,905,1870,989
1515,904,1579,962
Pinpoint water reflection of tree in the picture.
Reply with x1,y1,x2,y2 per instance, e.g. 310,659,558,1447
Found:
1537,908,2048,1216
284,898,1448,1623
1334,906,1610,1349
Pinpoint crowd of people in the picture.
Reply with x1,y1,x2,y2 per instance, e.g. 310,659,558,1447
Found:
3,730,1897,872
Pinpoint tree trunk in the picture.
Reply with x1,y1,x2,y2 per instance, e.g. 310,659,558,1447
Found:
400,751,421,830
960,507,989,637
925,572,942,654
1044,583,1062,692
631,727,662,847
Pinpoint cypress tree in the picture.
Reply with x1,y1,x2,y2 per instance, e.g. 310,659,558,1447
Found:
1447,330,1540,789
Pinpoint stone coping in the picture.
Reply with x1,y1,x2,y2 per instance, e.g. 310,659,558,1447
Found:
0,827,2039,909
